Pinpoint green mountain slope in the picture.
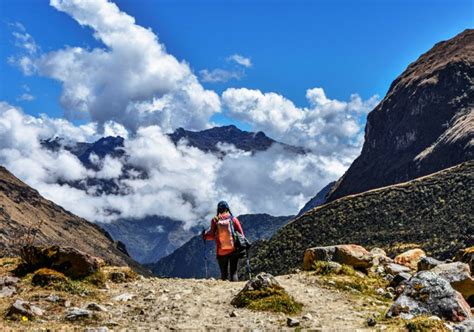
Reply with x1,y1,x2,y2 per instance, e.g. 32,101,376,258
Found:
250,161,474,276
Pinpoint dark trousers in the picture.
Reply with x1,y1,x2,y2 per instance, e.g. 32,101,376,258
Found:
217,253,239,281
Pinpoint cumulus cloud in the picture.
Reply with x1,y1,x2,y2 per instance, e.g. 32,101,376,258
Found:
222,87,379,159
14,0,220,132
199,68,244,83
17,93,35,102
2,0,380,230
0,102,343,227
227,54,252,68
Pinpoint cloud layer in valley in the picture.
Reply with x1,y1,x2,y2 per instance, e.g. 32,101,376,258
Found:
2,0,380,227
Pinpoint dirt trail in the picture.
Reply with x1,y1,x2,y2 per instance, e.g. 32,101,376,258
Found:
0,268,390,331
94,273,383,330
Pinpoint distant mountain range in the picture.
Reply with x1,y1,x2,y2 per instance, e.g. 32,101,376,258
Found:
40,125,308,264
147,214,293,278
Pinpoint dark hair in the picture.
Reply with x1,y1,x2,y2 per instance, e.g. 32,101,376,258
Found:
217,200,231,215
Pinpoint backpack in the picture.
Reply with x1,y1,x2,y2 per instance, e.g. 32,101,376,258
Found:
229,215,251,258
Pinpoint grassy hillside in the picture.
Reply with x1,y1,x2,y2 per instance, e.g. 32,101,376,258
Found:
250,161,474,276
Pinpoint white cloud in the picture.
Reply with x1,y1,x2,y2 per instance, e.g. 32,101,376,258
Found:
2,0,380,230
199,68,244,83
227,54,252,68
222,87,379,159
0,102,345,228
17,93,35,102
14,0,220,133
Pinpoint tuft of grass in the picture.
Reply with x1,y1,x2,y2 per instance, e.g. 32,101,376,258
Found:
84,270,107,287
405,316,449,332
30,268,91,295
232,288,303,314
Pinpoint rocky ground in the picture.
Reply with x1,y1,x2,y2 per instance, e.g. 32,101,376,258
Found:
1,244,473,331
0,259,388,331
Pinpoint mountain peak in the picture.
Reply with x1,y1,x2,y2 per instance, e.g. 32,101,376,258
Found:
327,29,474,201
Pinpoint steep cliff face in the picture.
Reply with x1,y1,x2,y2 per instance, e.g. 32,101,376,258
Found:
328,29,474,201
0,166,147,275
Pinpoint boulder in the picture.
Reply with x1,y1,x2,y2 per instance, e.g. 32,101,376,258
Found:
287,317,300,327
455,247,474,272
387,271,471,322
303,244,372,270
431,262,474,299
394,248,426,270
384,263,412,275
7,299,44,320
20,245,103,279
417,256,443,271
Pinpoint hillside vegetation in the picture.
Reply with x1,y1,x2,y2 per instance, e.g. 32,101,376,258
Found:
250,161,474,276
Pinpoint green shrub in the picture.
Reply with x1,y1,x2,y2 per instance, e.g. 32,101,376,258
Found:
232,287,303,314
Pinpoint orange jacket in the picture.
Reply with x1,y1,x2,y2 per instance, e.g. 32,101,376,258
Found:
203,212,244,256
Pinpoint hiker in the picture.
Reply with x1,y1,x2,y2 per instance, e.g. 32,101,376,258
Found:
202,201,244,281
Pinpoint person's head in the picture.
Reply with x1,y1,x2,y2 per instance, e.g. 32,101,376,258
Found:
217,200,231,215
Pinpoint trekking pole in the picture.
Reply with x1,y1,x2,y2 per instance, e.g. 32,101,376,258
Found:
245,249,252,280
202,228,208,279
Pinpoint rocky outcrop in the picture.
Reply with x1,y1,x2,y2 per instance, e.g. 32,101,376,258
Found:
303,245,373,270
387,271,471,322
21,246,103,279
0,166,147,275
455,247,474,272
328,29,474,201
250,161,473,276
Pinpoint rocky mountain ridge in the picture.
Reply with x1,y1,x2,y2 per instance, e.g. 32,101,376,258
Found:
0,166,146,275
328,29,474,201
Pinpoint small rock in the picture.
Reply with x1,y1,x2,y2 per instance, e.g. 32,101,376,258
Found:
287,317,300,327
84,327,109,332
64,300,72,307
452,318,474,332
0,276,20,286
112,293,134,302
65,308,92,321
7,299,44,320
370,248,387,256
385,263,412,275
302,313,313,320
375,288,385,295
174,294,182,301
229,310,238,317
367,317,377,327
86,303,108,312
0,286,16,298
418,256,443,271
46,294,61,302
390,272,412,288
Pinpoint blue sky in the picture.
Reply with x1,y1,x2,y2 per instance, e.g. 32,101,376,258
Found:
0,0,473,126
